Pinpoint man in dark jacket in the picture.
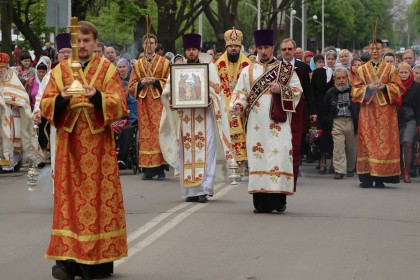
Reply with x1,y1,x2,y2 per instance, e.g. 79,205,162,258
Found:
324,67,360,179
279,38,317,187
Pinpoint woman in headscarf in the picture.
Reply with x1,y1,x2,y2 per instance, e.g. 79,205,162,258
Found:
311,49,337,174
25,56,51,168
336,49,353,70
396,62,420,183
304,51,315,65
116,58,131,83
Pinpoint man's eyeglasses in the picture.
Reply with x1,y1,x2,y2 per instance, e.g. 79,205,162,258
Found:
58,50,72,54
281,48,294,51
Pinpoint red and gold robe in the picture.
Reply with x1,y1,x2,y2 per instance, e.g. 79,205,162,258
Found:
41,55,128,264
215,52,250,163
351,60,404,179
128,54,170,168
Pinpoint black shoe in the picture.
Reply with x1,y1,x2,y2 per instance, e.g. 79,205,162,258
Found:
117,161,126,169
142,174,153,180
198,195,208,203
359,182,373,188
38,162,46,168
328,166,335,174
276,204,287,213
334,173,345,180
347,171,355,177
157,171,166,180
52,264,74,280
375,182,385,188
185,196,199,202
253,208,273,213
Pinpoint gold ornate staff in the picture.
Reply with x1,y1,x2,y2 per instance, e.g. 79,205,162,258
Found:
67,17,93,110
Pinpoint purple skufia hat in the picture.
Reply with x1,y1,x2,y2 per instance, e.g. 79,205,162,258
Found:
253,29,275,47
182,34,201,50
55,33,71,51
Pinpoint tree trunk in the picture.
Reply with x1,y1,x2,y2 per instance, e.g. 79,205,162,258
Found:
12,2,43,61
203,0,239,50
1,0,14,64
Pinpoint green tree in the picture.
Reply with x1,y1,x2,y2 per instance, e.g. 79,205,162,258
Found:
0,0,13,62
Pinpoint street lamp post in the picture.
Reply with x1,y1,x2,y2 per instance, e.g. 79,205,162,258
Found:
289,5,305,48
312,0,325,51
290,9,296,40
313,15,324,52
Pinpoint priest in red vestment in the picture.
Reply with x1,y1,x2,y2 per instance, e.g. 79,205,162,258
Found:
41,21,128,280
351,38,404,188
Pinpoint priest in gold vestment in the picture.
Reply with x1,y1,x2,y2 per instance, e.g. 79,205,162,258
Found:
41,21,128,279
129,34,170,180
215,27,250,174
351,39,404,188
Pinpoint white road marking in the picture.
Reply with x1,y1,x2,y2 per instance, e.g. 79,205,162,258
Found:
115,182,237,267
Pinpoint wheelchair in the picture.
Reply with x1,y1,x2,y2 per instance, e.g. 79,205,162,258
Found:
115,125,140,174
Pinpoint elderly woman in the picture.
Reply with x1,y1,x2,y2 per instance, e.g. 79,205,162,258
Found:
413,64,420,83
336,49,353,70
396,62,420,183
311,50,337,174
25,56,51,168
117,58,131,83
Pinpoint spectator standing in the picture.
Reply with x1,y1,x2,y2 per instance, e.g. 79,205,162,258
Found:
156,43,165,56
20,52,35,81
295,47,303,60
45,42,56,63
396,62,420,183
383,52,396,66
94,41,105,57
413,64,420,83
116,58,131,83
33,33,72,182
403,49,416,67
324,67,360,179
104,46,117,65
25,57,51,168
311,49,337,174
279,38,317,186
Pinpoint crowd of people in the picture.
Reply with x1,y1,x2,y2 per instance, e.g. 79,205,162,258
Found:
0,19,419,280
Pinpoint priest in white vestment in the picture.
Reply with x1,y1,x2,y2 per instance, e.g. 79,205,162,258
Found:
160,34,233,203
0,53,41,172
230,30,302,213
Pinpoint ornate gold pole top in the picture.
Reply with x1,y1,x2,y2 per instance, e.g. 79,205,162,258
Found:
69,17,82,78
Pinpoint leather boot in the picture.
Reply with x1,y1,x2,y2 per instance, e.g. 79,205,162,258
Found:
403,166,411,183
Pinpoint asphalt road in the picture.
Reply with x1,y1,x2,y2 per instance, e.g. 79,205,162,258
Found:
1,161,420,280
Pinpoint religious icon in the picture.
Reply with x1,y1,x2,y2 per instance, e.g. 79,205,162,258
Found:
170,64,209,109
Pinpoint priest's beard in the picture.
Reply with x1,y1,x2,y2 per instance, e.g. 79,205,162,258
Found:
187,55,199,63
227,52,240,63
0,69,8,82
